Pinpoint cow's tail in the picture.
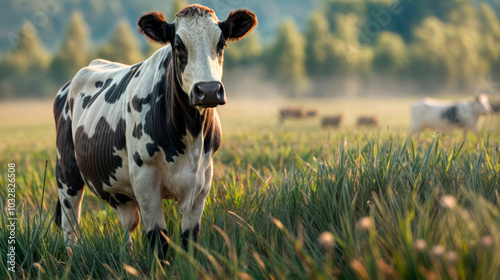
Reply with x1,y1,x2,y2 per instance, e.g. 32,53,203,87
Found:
55,199,62,228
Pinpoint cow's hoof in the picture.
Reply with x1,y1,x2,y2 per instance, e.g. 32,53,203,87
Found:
181,224,200,251
147,227,169,259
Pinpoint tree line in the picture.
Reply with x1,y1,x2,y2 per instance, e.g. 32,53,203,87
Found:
1,0,499,98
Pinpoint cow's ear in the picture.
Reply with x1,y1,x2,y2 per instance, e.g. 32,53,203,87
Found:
138,11,175,45
219,9,257,42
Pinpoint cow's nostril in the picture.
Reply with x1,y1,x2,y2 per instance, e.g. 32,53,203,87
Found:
217,87,224,100
195,85,204,99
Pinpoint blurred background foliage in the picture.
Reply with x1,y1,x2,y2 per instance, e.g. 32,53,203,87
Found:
1,0,500,98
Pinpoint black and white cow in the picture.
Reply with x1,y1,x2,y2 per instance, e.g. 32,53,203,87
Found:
411,94,492,136
53,5,257,257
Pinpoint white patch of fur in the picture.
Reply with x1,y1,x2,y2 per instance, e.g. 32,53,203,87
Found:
175,15,223,95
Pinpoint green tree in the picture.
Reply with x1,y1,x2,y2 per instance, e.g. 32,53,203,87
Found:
224,31,263,68
304,12,334,75
409,17,450,89
51,11,92,83
0,22,53,98
98,21,143,65
266,19,307,94
329,13,373,75
1,22,50,75
373,32,407,75
169,0,188,21
479,3,500,78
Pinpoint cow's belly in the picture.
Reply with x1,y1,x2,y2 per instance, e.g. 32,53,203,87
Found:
71,99,134,200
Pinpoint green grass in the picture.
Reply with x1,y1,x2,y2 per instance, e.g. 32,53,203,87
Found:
0,99,499,279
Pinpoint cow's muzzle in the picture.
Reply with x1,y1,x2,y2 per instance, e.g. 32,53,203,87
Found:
191,81,226,108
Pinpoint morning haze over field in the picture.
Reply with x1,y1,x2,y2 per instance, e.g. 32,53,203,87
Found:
0,0,499,279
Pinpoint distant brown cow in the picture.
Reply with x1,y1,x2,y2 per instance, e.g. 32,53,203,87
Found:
321,115,343,128
306,110,318,117
280,107,305,122
357,116,379,126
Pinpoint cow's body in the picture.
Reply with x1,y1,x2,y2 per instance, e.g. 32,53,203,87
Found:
279,107,305,122
357,116,379,126
54,5,257,257
411,95,492,136
321,115,343,128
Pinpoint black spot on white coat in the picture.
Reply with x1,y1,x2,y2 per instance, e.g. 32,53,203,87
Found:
74,117,126,197
132,123,143,139
104,62,143,104
133,152,143,167
131,93,152,112
82,78,113,109
442,106,461,124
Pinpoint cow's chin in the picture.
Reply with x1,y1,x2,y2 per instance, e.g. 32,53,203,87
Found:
196,103,220,108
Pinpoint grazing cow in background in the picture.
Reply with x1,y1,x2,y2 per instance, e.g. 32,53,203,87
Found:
357,115,379,126
53,5,257,258
411,94,492,136
321,115,343,128
280,107,305,122
306,109,318,117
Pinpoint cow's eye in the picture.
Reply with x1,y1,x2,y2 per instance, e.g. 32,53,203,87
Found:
175,44,186,54
217,38,227,54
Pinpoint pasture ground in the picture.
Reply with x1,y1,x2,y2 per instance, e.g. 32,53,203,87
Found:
0,97,499,279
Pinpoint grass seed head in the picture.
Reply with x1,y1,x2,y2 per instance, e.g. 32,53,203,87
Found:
350,260,369,280
481,235,493,246
446,251,458,264
440,195,457,210
356,217,372,231
432,245,445,257
415,239,427,251
318,232,335,252
123,264,139,276
32,262,43,273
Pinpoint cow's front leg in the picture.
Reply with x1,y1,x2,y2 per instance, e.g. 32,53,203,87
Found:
181,164,213,250
131,166,168,258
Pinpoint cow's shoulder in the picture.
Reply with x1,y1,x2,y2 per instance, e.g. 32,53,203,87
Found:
70,59,145,110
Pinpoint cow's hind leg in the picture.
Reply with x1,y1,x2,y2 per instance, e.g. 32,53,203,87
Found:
55,157,85,256
54,104,86,256
111,199,140,254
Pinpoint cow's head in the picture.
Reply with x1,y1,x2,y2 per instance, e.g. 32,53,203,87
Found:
475,94,492,114
138,5,257,108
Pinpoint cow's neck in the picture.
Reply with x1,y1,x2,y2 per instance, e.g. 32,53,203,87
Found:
161,54,220,156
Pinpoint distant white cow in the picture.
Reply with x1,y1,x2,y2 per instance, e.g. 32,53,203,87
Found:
411,94,492,136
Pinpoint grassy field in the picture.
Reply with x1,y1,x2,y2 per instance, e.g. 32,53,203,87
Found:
0,98,499,279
